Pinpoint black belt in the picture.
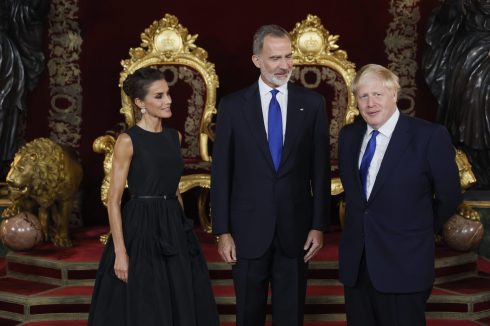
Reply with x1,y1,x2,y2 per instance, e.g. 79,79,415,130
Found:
131,194,177,200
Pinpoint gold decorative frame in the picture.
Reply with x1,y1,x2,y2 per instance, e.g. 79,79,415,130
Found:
93,14,218,233
119,13,219,161
290,14,358,195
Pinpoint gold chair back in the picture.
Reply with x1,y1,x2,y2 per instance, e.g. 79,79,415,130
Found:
290,14,358,195
93,14,218,232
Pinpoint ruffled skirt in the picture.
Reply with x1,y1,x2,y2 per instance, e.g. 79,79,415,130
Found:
88,198,219,326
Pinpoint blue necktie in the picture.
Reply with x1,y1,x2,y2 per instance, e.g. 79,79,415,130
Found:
359,130,379,197
268,89,283,171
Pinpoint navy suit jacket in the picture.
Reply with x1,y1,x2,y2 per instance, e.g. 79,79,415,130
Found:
338,114,461,293
211,81,330,259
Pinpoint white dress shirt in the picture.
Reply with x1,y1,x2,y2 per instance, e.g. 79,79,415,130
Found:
358,109,400,199
258,77,288,143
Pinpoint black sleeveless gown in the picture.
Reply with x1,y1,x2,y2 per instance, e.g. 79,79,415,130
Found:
88,126,219,326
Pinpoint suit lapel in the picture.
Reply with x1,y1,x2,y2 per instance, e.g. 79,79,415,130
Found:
368,114,413,203
280,84,305,169
240,83,275,170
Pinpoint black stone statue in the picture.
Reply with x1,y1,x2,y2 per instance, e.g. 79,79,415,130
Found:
423,0,490,189
0,0,50,178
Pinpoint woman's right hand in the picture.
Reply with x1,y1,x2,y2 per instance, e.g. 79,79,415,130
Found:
114,252,129,283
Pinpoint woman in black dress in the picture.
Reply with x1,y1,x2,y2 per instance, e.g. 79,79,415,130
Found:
88,67,219,325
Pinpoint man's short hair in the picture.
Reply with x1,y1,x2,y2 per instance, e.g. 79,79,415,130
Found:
253,24,291,55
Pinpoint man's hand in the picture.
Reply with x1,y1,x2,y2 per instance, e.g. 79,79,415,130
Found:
303,229,324,262
217,233,237,265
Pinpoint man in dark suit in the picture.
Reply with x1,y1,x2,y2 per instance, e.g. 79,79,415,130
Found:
338,64,461,326
211,24,330,326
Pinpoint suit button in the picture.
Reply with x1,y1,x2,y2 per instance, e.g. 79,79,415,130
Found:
364,209,369,215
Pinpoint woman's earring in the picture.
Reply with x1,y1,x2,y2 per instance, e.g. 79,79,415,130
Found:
141,108,146,114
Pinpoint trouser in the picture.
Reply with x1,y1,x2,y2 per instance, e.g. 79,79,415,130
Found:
344,252,432,326
232,237,308,326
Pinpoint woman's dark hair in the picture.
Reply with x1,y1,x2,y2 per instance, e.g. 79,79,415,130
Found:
122,67,166,101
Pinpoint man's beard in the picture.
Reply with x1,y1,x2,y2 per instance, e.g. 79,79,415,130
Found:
263,69,292,87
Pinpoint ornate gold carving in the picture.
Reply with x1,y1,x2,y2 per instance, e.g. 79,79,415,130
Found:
154,30,184,53
331,177,344,196
47,0,83,147
455,148,477,191
178,175,212,233
93,135,117,205
198,189,211,233
118,13,219,162
100,233,109,245
290,14,358,127
178,174,210,193
442,149,482,250
384,0,421,116
2,138,83,247
46,0,83,227
0,182,8,197
451,149,481,240
463,201,490,208
94,14,219,204
457,202,480,222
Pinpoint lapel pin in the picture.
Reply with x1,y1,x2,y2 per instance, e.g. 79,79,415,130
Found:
299,108,304,111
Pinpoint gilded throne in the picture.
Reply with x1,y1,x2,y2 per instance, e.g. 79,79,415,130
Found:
289,14,358,196
93,14,218,234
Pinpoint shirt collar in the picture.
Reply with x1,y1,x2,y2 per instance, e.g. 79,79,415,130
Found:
258,77,288,97
366,109,400,138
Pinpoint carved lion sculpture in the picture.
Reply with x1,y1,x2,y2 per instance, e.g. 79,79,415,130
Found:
1,138,83,247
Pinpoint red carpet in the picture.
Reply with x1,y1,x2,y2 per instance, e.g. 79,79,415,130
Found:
11,226,107,263
437,277,490,295
0,226,488,325
479,257,490,276
0,278,56,295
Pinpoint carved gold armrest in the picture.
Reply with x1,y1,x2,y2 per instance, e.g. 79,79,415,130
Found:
93,135,116,206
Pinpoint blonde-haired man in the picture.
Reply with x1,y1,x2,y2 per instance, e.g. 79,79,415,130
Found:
338,64,461,325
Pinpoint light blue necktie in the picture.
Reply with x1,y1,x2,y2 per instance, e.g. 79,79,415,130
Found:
359,130,379,197
268,89,283,171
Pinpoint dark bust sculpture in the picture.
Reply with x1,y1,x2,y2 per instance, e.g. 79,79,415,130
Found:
0,0,50,178
423,0,490,189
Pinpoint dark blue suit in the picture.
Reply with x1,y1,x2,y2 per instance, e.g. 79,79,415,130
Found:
212,81,329,258
211,81,329,325
338,114,461,324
